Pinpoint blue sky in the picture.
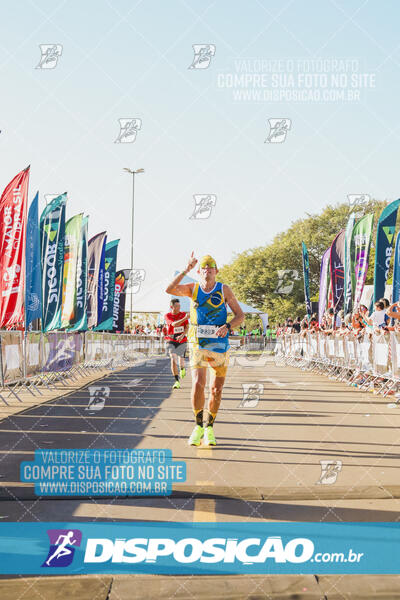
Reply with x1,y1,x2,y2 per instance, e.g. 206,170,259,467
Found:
1,0,400,311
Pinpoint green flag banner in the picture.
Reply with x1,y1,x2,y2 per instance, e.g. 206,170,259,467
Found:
351,213,374,307
61,213,83,328
68,216,88,332
40,193,66,332
343,213,356,316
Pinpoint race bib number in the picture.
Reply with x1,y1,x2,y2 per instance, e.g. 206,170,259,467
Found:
197,324,218,338
173,326,184,333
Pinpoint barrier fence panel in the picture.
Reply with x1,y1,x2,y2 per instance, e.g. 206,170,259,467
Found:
0,331,23,385
345,337,357,364
25,332,41,378
359,337,372,371
391,332,400,380
0,332,169,389
308,333,318,358
318,334,326,363
373,333,391,376
277,331,400,398
84,332,106,364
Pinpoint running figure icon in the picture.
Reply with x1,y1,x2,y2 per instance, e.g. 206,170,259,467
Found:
45,531,77,566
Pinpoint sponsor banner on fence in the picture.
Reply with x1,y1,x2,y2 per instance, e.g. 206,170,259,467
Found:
25,192,42,329
0,521,400,574
40,193,66,332
87,231,107,329
373,199,400,303
0,166,30,329
61,213,83,328
41,332,82,372
68,216,88,332
94,239,119,331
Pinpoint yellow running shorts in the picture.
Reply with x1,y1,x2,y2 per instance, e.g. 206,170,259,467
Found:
189,346,230,377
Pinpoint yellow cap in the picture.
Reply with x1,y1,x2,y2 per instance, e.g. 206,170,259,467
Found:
199,255,217,268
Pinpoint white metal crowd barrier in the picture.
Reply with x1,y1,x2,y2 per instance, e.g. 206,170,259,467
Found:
275,332,400,399
0,332,167,403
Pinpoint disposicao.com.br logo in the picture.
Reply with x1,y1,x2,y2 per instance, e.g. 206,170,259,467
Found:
51,535,362,567
0,522,378,574
84,536,313,564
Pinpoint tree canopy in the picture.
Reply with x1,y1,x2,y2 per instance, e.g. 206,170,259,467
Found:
218,198,395,325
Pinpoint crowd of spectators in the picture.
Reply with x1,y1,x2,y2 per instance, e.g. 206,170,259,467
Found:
123,322,279,339
276,298,400,339
124,323,163,336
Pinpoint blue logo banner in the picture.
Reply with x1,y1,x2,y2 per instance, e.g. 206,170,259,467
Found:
0,522,399,574
25,192,42,328
373,198,400,303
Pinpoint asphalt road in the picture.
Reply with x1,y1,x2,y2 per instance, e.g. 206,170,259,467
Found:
2,354,400,598
0,353,400,522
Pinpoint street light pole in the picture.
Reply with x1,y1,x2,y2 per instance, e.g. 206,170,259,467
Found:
123,167,144,330
130,171,135,325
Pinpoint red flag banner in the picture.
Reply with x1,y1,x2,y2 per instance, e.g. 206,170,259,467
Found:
0,167,30,328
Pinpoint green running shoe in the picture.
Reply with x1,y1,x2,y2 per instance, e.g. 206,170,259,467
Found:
203,426,216,446
180,367,186,379
172,380,181,389
188,425,204,446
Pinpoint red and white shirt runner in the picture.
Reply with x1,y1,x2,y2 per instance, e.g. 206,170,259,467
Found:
164,311,188,343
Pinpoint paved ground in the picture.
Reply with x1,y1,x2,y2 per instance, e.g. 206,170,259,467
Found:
1,352,400,597
2,573,400,599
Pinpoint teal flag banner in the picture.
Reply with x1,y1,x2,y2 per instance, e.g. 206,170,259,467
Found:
40,193,66,331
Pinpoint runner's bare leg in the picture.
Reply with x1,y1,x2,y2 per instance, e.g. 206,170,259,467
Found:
208,372,225,415
191,367,206,411
170,352,178,376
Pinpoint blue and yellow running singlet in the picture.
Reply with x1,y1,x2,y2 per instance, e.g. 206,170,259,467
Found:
188,281,229,353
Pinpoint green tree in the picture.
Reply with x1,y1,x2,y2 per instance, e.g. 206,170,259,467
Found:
218,199,393,324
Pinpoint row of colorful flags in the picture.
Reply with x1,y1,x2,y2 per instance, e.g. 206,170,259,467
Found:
301,199,400,319
0,167,130,332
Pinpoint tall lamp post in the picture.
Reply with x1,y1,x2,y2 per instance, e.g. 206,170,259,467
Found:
123,167,144,329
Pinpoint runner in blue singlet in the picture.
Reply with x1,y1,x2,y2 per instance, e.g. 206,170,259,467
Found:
165,252,244,446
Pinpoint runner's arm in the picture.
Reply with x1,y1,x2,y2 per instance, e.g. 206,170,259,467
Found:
165,252,198,296
165,277,193,297
215,284,244,336
224,285,245,329
171,313,189,326
176,320,189,342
